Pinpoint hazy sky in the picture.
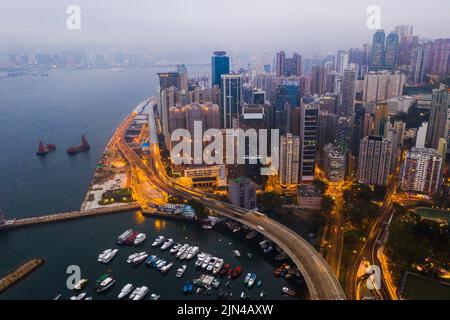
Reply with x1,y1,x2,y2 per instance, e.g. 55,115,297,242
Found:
1,0,449,55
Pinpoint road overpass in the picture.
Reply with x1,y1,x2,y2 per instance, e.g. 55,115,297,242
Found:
116,107,346,300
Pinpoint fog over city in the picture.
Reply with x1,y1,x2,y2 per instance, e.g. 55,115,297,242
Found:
1,0,449,56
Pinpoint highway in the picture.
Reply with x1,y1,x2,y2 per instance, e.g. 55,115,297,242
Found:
344,180,398,300
115,109,346,300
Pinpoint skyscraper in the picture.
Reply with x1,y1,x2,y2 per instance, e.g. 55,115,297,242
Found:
276,51,303,77
399,148,443,195
279,133,300,186
384,32,399,69
340,68,357,116
212,51,230,87
177,64,189,92
299,99,319,183
221,74,243,129
426,85,449,149
336,50,349,75
357,135,392,186
370,29,386,70
409,46,426,84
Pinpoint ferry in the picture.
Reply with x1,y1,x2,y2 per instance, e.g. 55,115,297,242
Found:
116,229,133,244
231,266,242,279
169,243,181,254
70,292,87,300
220,264,231,276
186,246,199,260
213,258,224,274
133,233,146,245
74,278,88,291
176,265,187,278
130,286,149,300
95,277,115,293
161,238,174,250
152,236,165,247
150,293,160,300
233,249,241,258
118,284,134,299
247,273,257,288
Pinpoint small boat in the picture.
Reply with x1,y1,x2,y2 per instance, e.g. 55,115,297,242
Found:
118,284,134,299
247,253,253,259
152,236,165,247
66,135,90,155
176,265,187,278
130,286,149,300
186,246,199,260
282,287,296,297
169,243,181,254
233,250,241,258
160,262,173,274
220,264,231,276
124,231,140,245
176,244,189,258
213,258,224,274
195,259,203,268
133,233,146,245
95,273,109,285
240,291,248,299
36,141,56,156
231,266,242,279
256,280,262,287
201,255,211,269
98,249,118,264
263,246,273,254
70,292,86,300
116,229,133,244
95,277,115,293
244,273,251,284
247,273,257,288
183,281,193,294
150,293,160,300
246,230,258,239
259,291,266,299
212,279,221,288
53,294,62,300
145,255,158,266
84,296,93,300
161,238,174,250
308,232,316,238
74,278,88,291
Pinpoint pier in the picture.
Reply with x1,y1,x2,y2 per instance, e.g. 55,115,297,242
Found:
0,259,44,293
0,203,141,231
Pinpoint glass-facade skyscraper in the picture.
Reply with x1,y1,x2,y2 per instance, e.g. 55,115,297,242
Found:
212,51,230,87
370,29,386,70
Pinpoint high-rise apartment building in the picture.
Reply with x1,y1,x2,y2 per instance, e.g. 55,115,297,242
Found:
221,74,243,129
276,51,303,77
357,135,392,186
228,177,257,209
426,85,449,149
341,68,357,116
279,133,300,186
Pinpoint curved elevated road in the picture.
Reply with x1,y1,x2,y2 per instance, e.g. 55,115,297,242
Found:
116,110,345,300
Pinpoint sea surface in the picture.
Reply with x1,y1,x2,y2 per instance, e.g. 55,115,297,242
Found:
0,68,311,300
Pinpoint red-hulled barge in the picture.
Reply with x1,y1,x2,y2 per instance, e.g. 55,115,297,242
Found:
36,141,56,156
67,135,90,155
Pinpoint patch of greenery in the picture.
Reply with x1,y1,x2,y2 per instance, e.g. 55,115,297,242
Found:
257,192,283,210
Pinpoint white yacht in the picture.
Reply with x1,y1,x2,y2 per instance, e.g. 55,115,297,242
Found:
161,238,174,250
213,258,224,274
132,286,149,300
176,265,187,278
133,233,146,245
152,236,165,247
118,283,134,299
101,249,118,264
186,246,199,260
169,243,181,254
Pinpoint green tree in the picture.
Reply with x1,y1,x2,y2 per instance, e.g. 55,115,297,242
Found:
257,192,283,210
186,199,208,220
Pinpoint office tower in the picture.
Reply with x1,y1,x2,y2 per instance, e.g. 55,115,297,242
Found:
426,85,449,149
362,71,405,103
221,74,243,129
310,65,328,95
228,177,257,210
409,47,426,84
370,29,386,70
336,116,352,155
323,144,346,182
395,25,413,39
298,99,319,183
279,133,300,186
177,64,189,92
276,51,303,77
384,32,399,69
319,93,341,114
340,69,357,116
157,72,181,91
357,135,392,186
274,80,300,110
318,111,338,150
429,39,450,76
399,148,443,195
212,51,230,86
336,50,349,75
252,90,266,105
